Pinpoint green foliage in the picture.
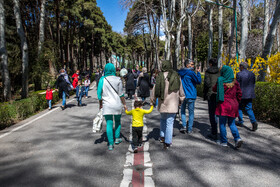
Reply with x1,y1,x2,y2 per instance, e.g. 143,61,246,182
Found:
0,90,73,130
196,32,218,64
253,82,280,126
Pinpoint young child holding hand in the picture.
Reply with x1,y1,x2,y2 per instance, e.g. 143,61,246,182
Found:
125,100,153,153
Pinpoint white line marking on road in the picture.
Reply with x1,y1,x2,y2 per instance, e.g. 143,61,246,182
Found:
0,98,75,139
120,100,155,187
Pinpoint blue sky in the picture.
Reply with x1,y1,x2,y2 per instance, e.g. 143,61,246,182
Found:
96,0,128,33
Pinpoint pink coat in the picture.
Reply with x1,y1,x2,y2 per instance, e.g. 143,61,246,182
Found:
213,81,242,118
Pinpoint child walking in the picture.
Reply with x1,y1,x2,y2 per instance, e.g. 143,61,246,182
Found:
84,75,91,98
46,86,53,110
76,80,85,106
125,100,153,153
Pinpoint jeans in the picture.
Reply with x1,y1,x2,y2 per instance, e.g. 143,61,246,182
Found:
47,100,52,109
238,99,257,124
85,86,89,97
208,95,218,135
160,113,176,144
104,115,121,146
132,127,143,146
62,91,66,106
77,94,83,105
219,116,241,144
181,98,195,132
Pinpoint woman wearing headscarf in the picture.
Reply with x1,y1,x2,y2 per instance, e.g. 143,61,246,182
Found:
213,65,243,148
97,63,127,151
137,67,152,102
151,60,185,149
124,69,137,99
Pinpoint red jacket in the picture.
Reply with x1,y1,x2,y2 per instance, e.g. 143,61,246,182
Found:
46,90,53,100
72,73,79,79
213,81,242,118
72,77,78,88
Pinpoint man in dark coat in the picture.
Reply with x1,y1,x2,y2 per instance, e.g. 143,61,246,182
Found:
203,58,220,140
236,62,258,131
55,69,71,110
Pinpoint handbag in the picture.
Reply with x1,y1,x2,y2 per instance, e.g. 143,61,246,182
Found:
93,108,103,133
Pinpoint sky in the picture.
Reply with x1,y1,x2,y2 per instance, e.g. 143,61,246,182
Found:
96,0,128,33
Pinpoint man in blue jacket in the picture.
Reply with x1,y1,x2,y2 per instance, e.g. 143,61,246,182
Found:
178,60,202,133
236,62,258,131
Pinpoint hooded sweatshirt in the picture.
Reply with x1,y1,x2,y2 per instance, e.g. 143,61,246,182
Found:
178,68,201,99
203,66,220,100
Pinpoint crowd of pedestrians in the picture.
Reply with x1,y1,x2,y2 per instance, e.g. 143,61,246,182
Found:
50,57,258,151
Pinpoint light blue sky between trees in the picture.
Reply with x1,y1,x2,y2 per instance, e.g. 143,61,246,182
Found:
96,0,128,33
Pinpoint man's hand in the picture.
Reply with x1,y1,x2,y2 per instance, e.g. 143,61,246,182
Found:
196,66,201,73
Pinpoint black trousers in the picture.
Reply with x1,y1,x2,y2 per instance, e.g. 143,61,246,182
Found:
208,94,217,135
127,89,135,99
132,127,143,146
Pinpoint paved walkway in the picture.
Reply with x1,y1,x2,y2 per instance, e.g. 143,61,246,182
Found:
0,83,279,187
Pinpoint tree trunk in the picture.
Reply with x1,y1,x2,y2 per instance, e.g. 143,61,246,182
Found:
161,0,175,61
187,14,192,60
228,0,236,61
239,0,249,61
38,0,46,56
259,0,280,81
217,1,223,67
207,5,213,67
175,0,187,69
13,0,29,99
0,0,11,101
277,23,280,52
263,0,270,51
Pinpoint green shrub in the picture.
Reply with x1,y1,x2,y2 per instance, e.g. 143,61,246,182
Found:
0,89,72,130
253,82,280,125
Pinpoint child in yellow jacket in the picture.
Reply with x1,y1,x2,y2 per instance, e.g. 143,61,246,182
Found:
125,100,153,153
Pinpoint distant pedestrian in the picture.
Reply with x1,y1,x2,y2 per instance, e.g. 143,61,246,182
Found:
125,101,153,153
152,60,185,149
236,62,258,131
84,75,91,98
124,69,137,100
137,67,152,103
203,58,220,140
76,80,85,106
55,69,71,110
178,60,202,134
213,65,243,148
97,63,127,151
46,86,53,110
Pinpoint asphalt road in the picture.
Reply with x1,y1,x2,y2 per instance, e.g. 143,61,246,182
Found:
0,84,279,187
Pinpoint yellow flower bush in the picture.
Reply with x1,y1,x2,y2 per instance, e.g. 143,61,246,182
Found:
222,52,280,83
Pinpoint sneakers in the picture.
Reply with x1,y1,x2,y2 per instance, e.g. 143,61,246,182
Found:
236,121,243,127
115,138,122,144
48,107,51,110
235,139,243,149
164,143,170,149
179,126,187,133
159,137,165,143
133,147,138,153
108,145,114,151
252,122,258,131
61,105,65,110
220,142,228,147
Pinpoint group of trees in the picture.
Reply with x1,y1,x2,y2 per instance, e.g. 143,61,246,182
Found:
1,0,280,102
0,0,129,102
121,0,280,76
